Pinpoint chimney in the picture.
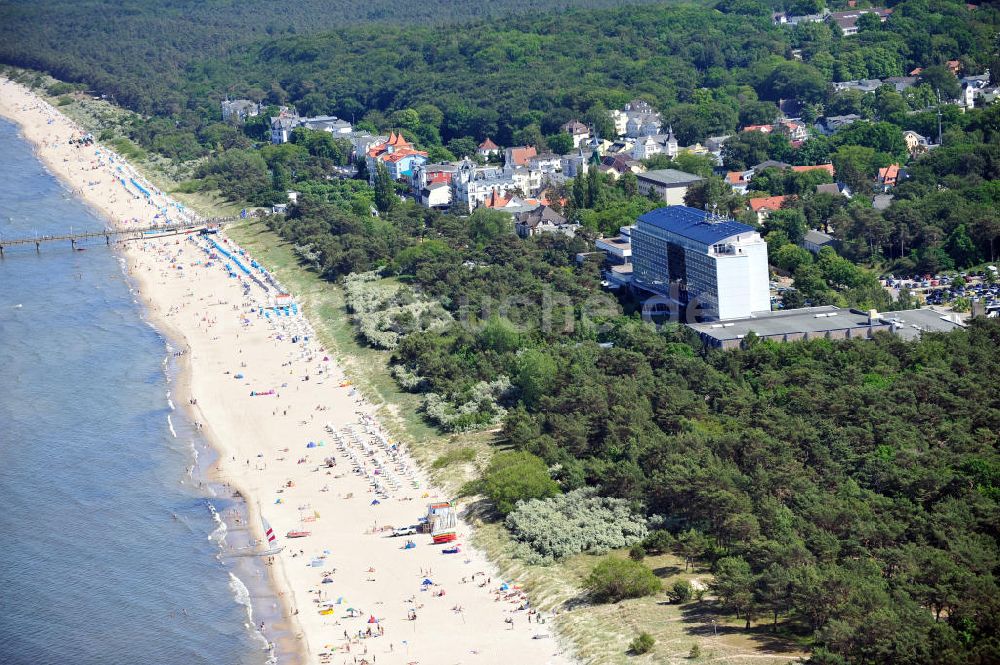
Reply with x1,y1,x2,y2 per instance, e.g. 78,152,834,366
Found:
868,309,880,325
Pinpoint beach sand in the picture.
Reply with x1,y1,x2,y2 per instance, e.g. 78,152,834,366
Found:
0,80,574,665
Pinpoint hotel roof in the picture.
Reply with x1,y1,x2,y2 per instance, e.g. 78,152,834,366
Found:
688,306,962,345
637,206,756,245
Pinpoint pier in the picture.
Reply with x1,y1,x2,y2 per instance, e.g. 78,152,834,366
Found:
0,217,236,256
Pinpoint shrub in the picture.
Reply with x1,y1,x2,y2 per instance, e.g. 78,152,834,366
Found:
505,488,649,564
629,631,655,655
642,529,674,554
689,644,701,659
629,544,646,561
422,376,512,432
668,580,693,603
585,557,661,603
481,451,560,515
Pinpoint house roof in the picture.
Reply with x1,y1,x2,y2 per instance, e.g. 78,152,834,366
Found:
637,206,755,245
561,120,589,134
637,169,704,187
507,146,537,167
878,164,901,181
792,163,835,175
742,124,774,133
752,160,792,172
479,138,499,151
483,191,510,208
726,171,748,185
803,229,834,245
815,183,842,195
749,195,789,212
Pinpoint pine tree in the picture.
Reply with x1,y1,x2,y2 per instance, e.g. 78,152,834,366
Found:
374,161,396,213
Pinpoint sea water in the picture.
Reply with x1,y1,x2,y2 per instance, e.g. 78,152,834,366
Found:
0,117,274,664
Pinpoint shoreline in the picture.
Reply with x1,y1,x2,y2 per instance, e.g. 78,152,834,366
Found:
0,91,306,662
0,81,306,664
0,79,575,665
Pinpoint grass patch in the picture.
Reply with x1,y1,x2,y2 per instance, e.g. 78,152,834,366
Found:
431,445,477,469
109,137,145,161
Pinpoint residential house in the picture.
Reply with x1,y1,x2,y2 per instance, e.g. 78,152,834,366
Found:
477,138,500,159
828,8,892,35
833,79,883,94
725,170,751,195
412,163,459,208
776,120,809,142
366,132,428,183
561,148,590,178
452,158,516,212
505,145,537,168
877,164,902,189
561,120,591,148
298,116,352,134
748,194,790,223
817,114,861,135
221,99,262,123
815,182,851,197
270,110,301,144
421,182,451,208
885,76,918,93
903,130,929,156
632,127,678,160
270,110,352,144
636,169,704,205
514,205,578,238
802,229,838,254
599,155,642,180
742,124,774,134
528,152,562,173
791,163,835,177
613,99,663,138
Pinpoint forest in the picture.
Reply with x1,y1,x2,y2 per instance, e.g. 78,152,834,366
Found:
2,1,998,662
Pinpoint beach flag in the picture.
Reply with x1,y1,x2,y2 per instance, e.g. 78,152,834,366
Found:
263,518,277,546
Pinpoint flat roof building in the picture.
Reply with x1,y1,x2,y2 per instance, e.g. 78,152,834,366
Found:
688,306,964,349
636,169,704,205
631,206,770,321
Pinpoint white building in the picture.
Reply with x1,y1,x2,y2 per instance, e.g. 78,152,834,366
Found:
221,99,262,123
631,206,770,321
452,159,516,212
632,127,678,160
636,169,703,205
270,112,352,144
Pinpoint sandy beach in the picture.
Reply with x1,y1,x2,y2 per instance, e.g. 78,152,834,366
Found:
0,79,574,665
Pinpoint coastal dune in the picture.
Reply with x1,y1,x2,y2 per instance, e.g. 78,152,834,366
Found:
0,79,573,665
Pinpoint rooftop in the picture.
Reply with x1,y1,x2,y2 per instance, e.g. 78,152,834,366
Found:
637,169,704,186
637,206,756,245
688,306,962,345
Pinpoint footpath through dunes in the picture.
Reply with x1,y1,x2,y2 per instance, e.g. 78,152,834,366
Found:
0,78,576,665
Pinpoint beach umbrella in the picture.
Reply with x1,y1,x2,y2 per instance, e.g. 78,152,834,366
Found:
368,616,377,624
422,578,433,586
307,442,317,448
499,582,510,591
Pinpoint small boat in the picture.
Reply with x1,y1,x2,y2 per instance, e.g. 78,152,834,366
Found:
287,530,312,538
441,545,461,554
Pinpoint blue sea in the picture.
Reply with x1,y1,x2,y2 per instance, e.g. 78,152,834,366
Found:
0,117,278,664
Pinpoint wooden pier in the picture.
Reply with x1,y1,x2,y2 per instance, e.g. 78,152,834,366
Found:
0,217,236,256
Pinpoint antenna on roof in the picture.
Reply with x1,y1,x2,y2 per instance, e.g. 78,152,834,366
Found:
705,203,727,224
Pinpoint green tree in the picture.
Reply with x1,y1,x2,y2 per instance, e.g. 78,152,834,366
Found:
481,451,559,515
585,557,661,603
546,132,574,155
373,161,396,213
468,207,512,245
919,65,961,101
711,556,756,629
668,579,694,603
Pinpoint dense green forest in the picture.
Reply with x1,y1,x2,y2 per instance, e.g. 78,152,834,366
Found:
0,0,677,114
3,1,999,662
